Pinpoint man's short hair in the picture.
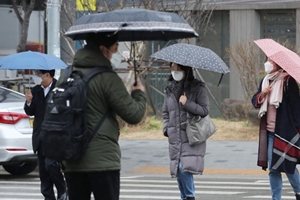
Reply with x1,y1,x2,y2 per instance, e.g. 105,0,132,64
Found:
86,32,118,49
40,70,55,78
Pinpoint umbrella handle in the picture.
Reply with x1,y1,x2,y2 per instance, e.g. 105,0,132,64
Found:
133,65,137,86
218,74,224,86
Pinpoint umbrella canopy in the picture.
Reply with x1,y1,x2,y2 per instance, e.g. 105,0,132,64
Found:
254,38,300,83
65,8,198,41
150,43,230,74
0,51,67,70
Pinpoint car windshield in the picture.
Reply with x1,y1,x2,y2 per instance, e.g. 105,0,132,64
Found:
0,87,25,103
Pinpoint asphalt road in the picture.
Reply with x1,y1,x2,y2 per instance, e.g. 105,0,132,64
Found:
0,140,298,199
119,139,262,176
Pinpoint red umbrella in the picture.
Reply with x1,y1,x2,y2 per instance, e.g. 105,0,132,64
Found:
254,38,300,83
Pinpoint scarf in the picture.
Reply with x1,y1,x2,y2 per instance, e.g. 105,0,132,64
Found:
168,80,184,100
258,70,288,118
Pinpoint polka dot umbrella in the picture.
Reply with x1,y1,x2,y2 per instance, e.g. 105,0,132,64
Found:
150,43,230,74
254,38,300,83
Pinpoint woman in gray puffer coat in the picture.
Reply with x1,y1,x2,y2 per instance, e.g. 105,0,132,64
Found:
163,63,209,200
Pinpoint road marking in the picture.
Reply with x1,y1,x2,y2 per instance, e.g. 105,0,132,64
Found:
243,195,294,199
0,177,296,200
121,183,275,190
121,179,271,185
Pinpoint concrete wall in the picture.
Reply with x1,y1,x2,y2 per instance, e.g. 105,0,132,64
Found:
229,10,260,100
297,9,300,50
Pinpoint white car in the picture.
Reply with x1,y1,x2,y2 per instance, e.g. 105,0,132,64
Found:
0,86,37,175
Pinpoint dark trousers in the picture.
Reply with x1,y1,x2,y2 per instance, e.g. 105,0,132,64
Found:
65,170,120,200
37,152,66,200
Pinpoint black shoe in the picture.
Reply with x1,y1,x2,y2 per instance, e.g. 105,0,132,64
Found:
296,193,300,200
57,192,67,200
186,197,195,200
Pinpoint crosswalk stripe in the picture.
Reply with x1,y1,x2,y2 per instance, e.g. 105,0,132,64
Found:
1,199,39,200
121,179,271,185
0,181,275,191
0,192,41,196
121,183,273,190
119,195,179,199
0,181,39,185
243,195,294,199
120,189,243,195
0,186,39,190
0,177,297,199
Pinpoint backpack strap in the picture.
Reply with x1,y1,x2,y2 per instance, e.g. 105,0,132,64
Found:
63,65,74,81
91,109,110,137
83,66,114,83
83,66,115,137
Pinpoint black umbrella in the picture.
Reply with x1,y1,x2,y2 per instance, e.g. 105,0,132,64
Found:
65,8,198,41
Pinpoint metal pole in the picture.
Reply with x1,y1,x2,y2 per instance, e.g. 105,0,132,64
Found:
47,0,61,79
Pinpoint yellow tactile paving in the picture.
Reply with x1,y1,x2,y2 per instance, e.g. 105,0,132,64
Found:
128,166,268,175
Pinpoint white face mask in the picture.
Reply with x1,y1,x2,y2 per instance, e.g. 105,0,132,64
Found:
32,75,42,85
110,52,122,68
171,71,184,81
264,61,274,74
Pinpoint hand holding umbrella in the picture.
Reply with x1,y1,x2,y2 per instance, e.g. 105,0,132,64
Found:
179,92,187,105
131,80,145,92
25,89,33,104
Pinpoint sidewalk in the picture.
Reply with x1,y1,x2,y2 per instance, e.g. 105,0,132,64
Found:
119,139,266,176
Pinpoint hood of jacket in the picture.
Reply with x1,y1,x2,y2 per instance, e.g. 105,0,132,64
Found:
73,43,112,69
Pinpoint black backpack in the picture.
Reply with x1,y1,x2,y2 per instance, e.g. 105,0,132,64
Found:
40,66,114,161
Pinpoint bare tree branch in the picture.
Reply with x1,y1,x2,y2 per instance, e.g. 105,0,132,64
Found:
11,0,23,24
226,41,262,100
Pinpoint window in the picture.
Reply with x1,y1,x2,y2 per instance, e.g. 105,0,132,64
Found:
260,10,296,48
0,87,25,103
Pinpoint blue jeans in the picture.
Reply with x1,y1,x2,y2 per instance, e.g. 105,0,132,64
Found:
268,132,300,200
177,161,195,199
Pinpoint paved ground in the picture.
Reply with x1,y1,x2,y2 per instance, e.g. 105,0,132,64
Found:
0,140,266,177
119,139,267,176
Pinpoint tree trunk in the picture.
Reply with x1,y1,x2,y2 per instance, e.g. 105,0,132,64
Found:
15,0,36,52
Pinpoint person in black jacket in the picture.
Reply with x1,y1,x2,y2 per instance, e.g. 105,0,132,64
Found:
24,70,67,200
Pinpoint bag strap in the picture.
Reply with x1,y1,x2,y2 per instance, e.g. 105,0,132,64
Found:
83,66,114,83
63,65,74,81
84,66,115,136
284,75,291,96
63,66,114,82
91,109,110,136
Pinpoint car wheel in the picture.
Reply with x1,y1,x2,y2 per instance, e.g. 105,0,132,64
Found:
2,161,37,175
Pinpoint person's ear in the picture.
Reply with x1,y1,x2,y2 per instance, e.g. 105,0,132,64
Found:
99,45,106,53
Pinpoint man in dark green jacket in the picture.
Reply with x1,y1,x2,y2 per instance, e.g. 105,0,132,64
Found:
63,33,146,200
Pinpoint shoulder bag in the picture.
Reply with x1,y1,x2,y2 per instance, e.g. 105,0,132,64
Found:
186,114,217,145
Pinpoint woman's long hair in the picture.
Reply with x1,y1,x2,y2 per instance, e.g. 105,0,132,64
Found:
168,63,195,82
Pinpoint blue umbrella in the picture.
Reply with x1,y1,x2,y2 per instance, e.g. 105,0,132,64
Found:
0,51,67,70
